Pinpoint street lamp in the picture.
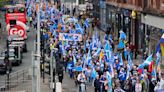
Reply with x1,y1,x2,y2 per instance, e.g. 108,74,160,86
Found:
34,0,41,92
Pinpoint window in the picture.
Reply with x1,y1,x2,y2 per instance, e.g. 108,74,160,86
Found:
79,0,85,4
18,7,25,13
123,0,127,3
7,8,14,13
10,20,16,25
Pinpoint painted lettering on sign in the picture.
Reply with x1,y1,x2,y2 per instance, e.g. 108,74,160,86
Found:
59,33,82,41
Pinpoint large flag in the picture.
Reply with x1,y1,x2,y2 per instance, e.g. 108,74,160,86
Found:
118,68,126,81
104,41,112,61
143,54,153,65
118,40,125,49
156,34,164,55
75,23,84,34
119,30,126,40
75,65,83,71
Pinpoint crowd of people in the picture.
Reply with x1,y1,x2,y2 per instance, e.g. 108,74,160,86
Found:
25,0,164,92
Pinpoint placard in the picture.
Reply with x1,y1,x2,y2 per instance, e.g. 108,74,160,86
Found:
59,33,82,41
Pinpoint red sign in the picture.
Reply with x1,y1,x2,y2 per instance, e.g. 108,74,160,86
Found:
6,13,27,39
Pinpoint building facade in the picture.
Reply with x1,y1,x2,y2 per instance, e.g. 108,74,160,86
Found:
106,0,164,56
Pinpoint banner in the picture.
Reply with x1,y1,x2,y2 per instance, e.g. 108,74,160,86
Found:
59,33,82,41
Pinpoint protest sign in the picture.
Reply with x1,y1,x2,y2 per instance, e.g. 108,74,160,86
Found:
59,33,82,41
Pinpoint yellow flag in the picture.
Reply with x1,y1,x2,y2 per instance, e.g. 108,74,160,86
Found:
160,43,164,56
99,51,104,60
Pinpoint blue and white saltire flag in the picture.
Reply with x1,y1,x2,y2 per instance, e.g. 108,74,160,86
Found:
73,54,77,65
104,41,112,61
127,54,133,71
75,65,83,71
93,47,101,56
118,40,125,49
87,50,92,66
75,23,84,34
84,18,90,28
143,54,153,65
67,63,73,69
106,71,112,92
119,53,124,66
138,63,145,69
119,30,126,40
91,68,97,79
119,69,127,81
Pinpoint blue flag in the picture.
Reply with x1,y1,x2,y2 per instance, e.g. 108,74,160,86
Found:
91,68,97,79
151,68,157,80
118,40,125,49
119,53,124,66
87,50,92,66
73,54,77,65
119,30,126,40
75,65,83,71
119,69,126,81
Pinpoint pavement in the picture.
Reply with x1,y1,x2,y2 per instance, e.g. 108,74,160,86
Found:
0,11,7,52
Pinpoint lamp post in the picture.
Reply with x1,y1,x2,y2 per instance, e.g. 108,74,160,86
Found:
36,0,41,92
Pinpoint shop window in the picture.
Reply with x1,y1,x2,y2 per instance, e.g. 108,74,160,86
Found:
79,0,85,4
123,0,127,3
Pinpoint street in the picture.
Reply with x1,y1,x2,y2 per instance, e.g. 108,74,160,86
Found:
0,26,36,87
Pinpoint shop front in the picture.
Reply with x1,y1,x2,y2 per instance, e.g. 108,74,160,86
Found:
100,0,106,31
141,14,164,55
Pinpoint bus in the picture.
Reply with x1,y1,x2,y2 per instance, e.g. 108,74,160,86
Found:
5,4,27,39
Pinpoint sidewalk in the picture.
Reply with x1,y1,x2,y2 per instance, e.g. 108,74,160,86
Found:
0,11,7,52
8,74,51,92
